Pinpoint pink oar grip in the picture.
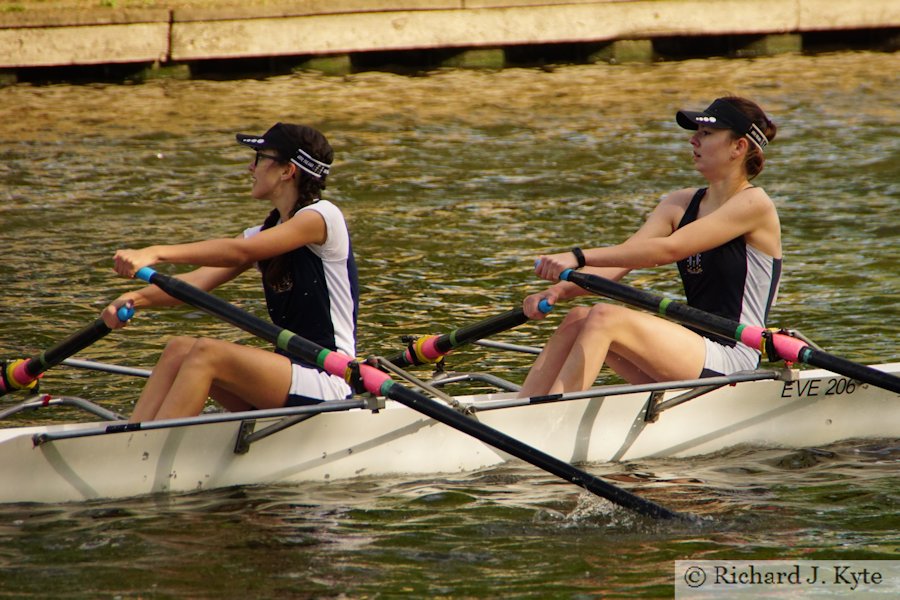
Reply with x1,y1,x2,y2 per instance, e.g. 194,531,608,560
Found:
740,326,806,362
419,336,442,361
322,352,392,396
11,359,34,386
769,334,807,363
402,335,442,364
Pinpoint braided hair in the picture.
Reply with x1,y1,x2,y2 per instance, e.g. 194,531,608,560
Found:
259,125,334,289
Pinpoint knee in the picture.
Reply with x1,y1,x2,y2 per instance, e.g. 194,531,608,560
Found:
556,306,591,335
584,303,629,330
160,336,198,361
160,336,221,370
179,337,228,370
181,337,215,359
561,306,591,326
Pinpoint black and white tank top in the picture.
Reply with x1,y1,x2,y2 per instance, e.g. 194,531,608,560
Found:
676,188,782,347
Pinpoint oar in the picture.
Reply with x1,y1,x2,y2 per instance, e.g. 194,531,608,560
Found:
387,302,553,367
1,305,134,397
558,269,900,394
133,266,684,520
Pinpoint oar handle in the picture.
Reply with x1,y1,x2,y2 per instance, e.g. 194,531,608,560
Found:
136,267,156,283
117,304,135,322
26,304,135,377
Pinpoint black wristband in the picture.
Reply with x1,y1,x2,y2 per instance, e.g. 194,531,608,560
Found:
571,247,586,269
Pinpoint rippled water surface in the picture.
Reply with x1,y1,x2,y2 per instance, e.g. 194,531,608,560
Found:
0,51,898,598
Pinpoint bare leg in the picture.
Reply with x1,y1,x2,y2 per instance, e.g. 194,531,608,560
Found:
520,303,708,397
151,338,293,420
606,353,654,384
209,385,255,413
130,336,196,422
519,306,591,397
552,303,707,393
130,337,294,422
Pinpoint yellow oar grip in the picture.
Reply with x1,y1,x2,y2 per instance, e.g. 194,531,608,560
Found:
5,359,38,390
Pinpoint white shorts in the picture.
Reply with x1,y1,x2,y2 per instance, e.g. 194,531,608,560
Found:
287,363,353,405
702,338,760,376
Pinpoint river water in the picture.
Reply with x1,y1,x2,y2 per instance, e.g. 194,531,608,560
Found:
0,51,897,597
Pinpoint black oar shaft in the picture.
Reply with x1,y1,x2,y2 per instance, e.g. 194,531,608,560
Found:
2,311,130,396
800,348,899,393
134,271,325,365
438,309,529,351
23,320,112,378
564,270,735,333
135,267,683,520
386,384,680,519
388,308,528,366
561,270,900,394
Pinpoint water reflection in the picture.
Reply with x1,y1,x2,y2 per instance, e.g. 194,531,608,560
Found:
0,440,896,596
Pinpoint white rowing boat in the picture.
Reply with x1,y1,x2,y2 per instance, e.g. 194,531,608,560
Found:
1,361,897,505
2,270,896,516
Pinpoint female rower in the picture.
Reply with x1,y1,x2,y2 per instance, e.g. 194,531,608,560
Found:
520,96,780,397
101,123,359,421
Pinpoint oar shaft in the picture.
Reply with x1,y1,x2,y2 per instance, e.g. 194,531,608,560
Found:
385,383,680,519
21,319,111,379
388,308,528,366
560,270,900,394
799,347,900,393
135,267,683,519
134,268,304,364
438,309,528,352
1,305,134,395
562,270,736,334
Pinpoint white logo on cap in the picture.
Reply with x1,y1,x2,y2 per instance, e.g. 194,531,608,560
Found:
696,116,718,123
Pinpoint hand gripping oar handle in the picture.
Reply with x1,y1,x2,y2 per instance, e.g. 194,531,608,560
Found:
134,267,684,520
559,269,900,394
388,302,552,367
532,259,557,314
0,304,134,396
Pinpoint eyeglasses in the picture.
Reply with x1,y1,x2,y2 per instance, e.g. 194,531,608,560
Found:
254,151,283,167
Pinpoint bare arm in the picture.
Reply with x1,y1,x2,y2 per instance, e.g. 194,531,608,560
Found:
523,192,689,318
534,187,778,282
102,209,328,327
112,209,326,277
101,263,248,328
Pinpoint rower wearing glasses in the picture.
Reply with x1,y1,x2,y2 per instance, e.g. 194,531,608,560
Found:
522,97,780,396
101,123,359,421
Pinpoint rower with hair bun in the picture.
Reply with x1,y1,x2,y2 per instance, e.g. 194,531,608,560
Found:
522,96,780,396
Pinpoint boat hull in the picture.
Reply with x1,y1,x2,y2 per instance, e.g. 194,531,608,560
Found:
1,363,897,504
